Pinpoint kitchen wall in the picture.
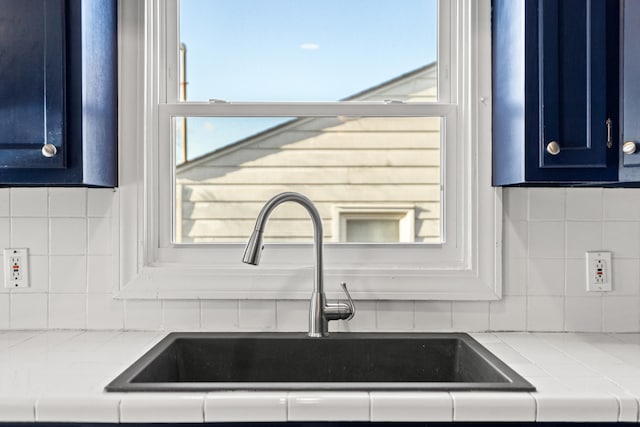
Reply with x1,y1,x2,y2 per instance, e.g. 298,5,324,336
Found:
0,186,639,332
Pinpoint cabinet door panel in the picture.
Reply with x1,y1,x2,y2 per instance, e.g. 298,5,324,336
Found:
0,0,65,169
539,0,609,169
621,0,640,181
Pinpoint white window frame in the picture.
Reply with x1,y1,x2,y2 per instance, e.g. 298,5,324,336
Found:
332,205,416,243
116,0,502,300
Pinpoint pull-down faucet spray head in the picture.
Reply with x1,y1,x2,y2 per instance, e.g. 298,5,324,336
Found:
242,229,264,266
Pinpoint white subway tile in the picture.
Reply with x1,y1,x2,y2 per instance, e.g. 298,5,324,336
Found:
503,220,528,259
603,296,640,332
48,188,86,217
333,301,376,332
10,188,47,217
0,218,9,250
201,300,239,331
535,393,619,422
27,255,49,292
564,297,602,332
527,296,564,331
11,293,47,329
0,398,36,422
87,294,124,330
0,294,9,328
529,221,565,258
238,300,276,331
205,392,287,422
50,218,87,255
503,257,527,296
370,392,452,422
87,217,112,255
611,258,640,296
503,188,528,221
377,301,414,330
603,188,640,220
490,296,526,331
163,300,200,330
49,294,86,329
603,221,640,258
565,258,594,297
529,188,565,220
0,188,9,216
87,189,114,217
527,258,565,296
11,218,48,255
125,300,162,330
565,221,603,259
452,392,536,421
565,188,603,220
120,395,204,423
87,255,115,293
414,301,452,331
49,256,87,293
288,392,369,421
36,396,119,423
452,301,489,331
276,300,308,332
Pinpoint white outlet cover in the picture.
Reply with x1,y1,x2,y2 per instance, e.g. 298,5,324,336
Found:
3,248,29,289
585,251,612,292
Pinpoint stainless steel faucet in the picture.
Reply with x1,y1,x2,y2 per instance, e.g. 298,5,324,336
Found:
242,192,355,337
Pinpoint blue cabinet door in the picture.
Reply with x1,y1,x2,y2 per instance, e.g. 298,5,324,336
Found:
0,0,66,169
493,0,619,186
539,0,611,169
620,0,640,183
0,0,117,187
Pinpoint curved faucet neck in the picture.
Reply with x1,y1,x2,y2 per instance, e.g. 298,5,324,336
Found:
253,192,324,295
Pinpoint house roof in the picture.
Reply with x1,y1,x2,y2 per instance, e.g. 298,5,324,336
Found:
176,62,436,173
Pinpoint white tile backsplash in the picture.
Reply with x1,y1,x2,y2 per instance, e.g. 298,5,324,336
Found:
10,188,47,217
11,293,48,329
565,188,603,221
0,188,9,217
0,187,639,332
11,218,48,255
49,256,87,293
49,218,87,255
49,293,86,329
48,188,86,217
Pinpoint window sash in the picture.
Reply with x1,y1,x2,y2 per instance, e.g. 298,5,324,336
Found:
117,0,501,301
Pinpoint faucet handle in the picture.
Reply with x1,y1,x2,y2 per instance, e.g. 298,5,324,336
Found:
339,282,356,320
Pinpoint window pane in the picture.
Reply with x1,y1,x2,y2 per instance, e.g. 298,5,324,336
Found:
179,0,438,102
346,219,400,243
174,116,442,243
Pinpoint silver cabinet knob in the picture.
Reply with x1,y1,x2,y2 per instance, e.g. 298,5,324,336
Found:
546,141,560,155
623,141,637,155
41,144,57,158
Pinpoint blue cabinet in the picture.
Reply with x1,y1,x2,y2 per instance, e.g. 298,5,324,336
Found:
493,0,620,186
620,0,640,183
0,0,117,187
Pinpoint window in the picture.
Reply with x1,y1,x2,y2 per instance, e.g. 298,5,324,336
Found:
117,0,501,300
333,206,416,243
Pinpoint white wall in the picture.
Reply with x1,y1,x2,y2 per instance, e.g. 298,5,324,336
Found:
0,186,639,332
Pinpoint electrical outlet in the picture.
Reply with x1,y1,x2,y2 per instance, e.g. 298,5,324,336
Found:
3,248,29,288
585,251,612,292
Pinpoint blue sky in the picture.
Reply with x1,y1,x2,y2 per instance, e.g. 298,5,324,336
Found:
178,0,437,159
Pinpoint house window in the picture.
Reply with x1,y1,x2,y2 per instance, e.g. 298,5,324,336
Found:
118,0,500,300
333,206,416,243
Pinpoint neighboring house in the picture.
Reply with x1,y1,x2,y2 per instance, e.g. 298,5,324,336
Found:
175,63,440,243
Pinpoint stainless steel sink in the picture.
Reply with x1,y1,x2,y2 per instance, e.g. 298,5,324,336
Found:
105,332,535,392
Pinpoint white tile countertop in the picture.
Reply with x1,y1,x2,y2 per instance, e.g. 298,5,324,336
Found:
1,331,640,423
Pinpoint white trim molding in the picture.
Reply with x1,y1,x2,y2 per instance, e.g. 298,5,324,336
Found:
116,0,501,301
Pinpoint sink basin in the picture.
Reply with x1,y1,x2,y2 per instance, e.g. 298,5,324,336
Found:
105,332,534,392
